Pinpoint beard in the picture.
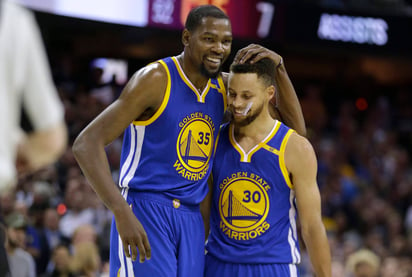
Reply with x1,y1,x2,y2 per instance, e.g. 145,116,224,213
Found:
231,102,264,127
200,63,222,79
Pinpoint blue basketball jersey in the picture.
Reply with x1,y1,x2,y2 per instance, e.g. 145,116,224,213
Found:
206,120,301,264
118,56,226,205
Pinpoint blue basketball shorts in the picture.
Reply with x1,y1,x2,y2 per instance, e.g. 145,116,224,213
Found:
204,253,299,277
109,191,205,277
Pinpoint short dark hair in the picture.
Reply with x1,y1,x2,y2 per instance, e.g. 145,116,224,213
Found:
185,5,229,32
230,58,276,87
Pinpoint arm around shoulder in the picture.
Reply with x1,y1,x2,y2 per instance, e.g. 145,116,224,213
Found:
232,44,306,136
274,61,306,136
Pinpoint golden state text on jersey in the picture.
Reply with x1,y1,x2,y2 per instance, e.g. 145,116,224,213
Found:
174,112,216,181
118,56,226,205
219,172,271,241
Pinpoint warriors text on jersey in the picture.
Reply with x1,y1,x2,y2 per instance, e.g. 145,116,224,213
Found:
206,121,301,264
118,56,226,205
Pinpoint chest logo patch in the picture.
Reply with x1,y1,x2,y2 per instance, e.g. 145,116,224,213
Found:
218,173,271,240
174,113,215,181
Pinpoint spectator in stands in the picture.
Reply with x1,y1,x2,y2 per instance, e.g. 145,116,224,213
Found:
5,212,36,277
345,248,380,277
42,244,75,277
70,241,101,277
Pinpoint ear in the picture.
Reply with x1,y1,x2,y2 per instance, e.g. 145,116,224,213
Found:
266,85,276,101
182,29,190,47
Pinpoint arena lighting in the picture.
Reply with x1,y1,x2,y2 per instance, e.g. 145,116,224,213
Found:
57,203,67,215
317,13,388,46
13,0,149,27
91,58,128,85
15,0,275,39
355,97,368,111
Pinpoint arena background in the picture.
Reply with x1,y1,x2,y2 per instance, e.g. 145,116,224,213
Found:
4,0,412,276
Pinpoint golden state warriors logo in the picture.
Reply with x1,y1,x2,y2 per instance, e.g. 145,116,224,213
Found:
173,113,215,181
219,172,271,241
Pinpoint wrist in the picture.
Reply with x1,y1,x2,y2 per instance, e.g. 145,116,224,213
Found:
111,199,131,217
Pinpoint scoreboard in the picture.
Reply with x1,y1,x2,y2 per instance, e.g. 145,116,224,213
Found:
15,0,412,54
148,0,275,39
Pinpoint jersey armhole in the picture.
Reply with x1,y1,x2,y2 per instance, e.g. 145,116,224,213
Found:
279,129,295,189
133,60,171,126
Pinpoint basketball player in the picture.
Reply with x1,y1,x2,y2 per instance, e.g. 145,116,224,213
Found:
72,5,305,277
204,58,331,277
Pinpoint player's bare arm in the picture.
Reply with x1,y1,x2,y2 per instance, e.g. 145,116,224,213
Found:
232,44,306,136
72,62,168,263
285,132,331,277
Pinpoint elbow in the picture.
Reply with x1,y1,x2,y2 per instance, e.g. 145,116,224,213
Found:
72,132,88,161
72,128,102,162
300,218,326,241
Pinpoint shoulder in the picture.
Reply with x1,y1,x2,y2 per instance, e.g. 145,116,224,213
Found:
220,122,231,133
217,122,231,143
215,123,231,150
130,61,168,84
215,122,230,138
15,248,35,262
286,131,315,156
123,61,168,96
285,132,317,170
118,60,170,111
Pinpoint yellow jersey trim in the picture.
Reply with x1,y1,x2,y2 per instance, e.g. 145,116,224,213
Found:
261,144,280,155
279,129,294,189
229,125,244,161
213,126,222,159
230,120,281,163
172,57,211,103
211,76,227,112
133,60,171,126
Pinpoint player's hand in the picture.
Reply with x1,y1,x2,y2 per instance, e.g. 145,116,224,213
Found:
233,44,282,66
115,206,151,263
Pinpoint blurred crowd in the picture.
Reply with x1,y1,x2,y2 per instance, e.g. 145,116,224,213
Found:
298,77,412,276
0,52,411,276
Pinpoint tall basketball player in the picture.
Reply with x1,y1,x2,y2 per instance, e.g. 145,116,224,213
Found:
205,58,331,277
73,5,305,277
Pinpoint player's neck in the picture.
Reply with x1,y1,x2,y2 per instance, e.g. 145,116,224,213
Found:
177,52,209,92
233,110,276,146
